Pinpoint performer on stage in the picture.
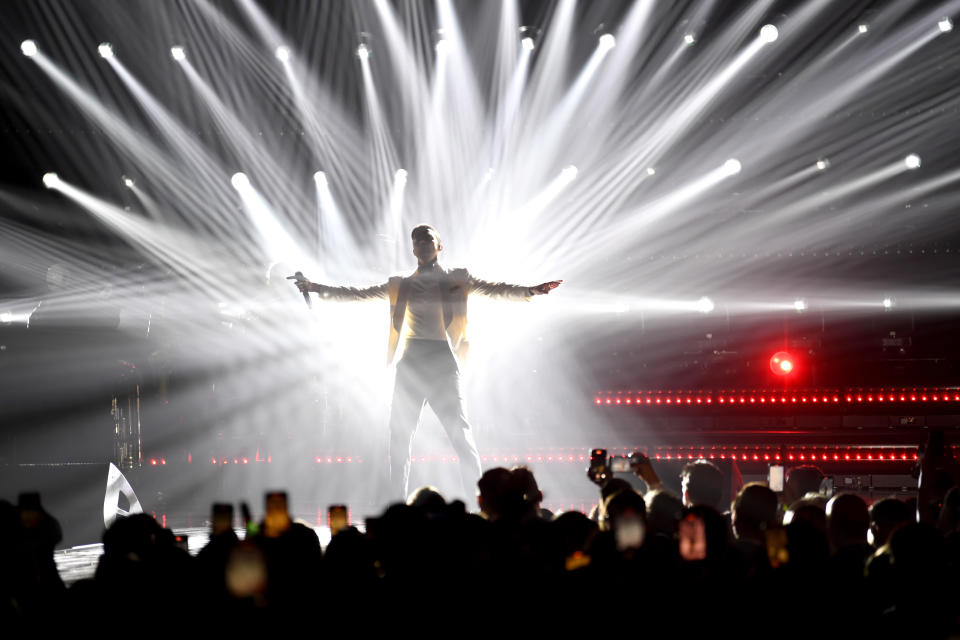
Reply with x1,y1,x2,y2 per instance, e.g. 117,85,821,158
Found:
294,224,561,500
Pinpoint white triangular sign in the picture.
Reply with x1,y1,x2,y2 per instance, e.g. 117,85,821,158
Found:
103,463,143,529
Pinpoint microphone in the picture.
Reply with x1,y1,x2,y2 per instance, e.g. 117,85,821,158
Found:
286,271,312,308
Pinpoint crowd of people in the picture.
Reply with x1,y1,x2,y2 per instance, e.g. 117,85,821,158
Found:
2,451,959,635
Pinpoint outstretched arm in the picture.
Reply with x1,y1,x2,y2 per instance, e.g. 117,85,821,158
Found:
467,272,563,300
293,277,388,302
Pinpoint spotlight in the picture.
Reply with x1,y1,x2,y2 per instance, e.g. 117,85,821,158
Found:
858,24,869,34
357,43,370,60
938,17,953,33
0,312,11,324
435,39,449,55
723,158,742,175
684,34,696,45
395,169,408,183
170,46,186,61
42,172,60,188
882,297,894,310
793,299,807,312
122,176,135,188
816,158,830,171
696,297,714,314
904,154,921,170
646,167,656,176
231,172,250,190
760,24,779,43
98,43,114,59
598,34,616,50
770,351,795,376
519,26,540,50
313,171,328,188
21,40,38,57
275,46,290,62
560,165,578,181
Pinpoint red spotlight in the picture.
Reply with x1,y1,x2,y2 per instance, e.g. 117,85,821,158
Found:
769,351,795,376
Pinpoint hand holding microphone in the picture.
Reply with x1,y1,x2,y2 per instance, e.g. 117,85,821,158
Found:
286,271,313,308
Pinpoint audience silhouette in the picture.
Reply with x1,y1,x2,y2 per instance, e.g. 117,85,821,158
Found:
2,454,958,637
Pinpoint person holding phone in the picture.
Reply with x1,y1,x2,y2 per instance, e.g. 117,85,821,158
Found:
295,225,561,500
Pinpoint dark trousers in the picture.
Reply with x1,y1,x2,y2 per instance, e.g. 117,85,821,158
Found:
388,339,482,501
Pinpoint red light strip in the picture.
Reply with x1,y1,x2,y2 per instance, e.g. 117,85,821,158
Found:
441,446,920,464
595,388,960,406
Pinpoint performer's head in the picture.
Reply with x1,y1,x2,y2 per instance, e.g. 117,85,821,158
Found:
411,224,442,265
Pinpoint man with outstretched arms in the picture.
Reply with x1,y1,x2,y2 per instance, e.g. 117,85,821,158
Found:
296,224,561,501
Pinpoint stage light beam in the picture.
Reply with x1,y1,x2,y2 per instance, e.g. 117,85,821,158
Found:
313,171,328,189
794,299,807,312
697,297,715,314
275,46,290,62
723,159,742,175
123,176,135,188
231,172,250,190
858,24,869,34
598,34,616,51
684,34,696,45
357,43,370,60
98,43,114,59
21,40,38,57
42,172,60,188
760,24,779,43
816,158,830,171
560,165,579,182
521,37,535,51
904,154,921,170
170,46,185,61
938,17,953,33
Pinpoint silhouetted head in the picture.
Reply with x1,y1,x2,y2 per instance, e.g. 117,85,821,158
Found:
601,488,647,533
732,482,779,544
888,522,946,576
784,498,827,533
869,497,911,546
510,466,543,519
826,493,870,549
645,489,684,537
784,465,824,504
407,486,446,517
681,460,724,510
477,467,512,520
551,510,599,560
